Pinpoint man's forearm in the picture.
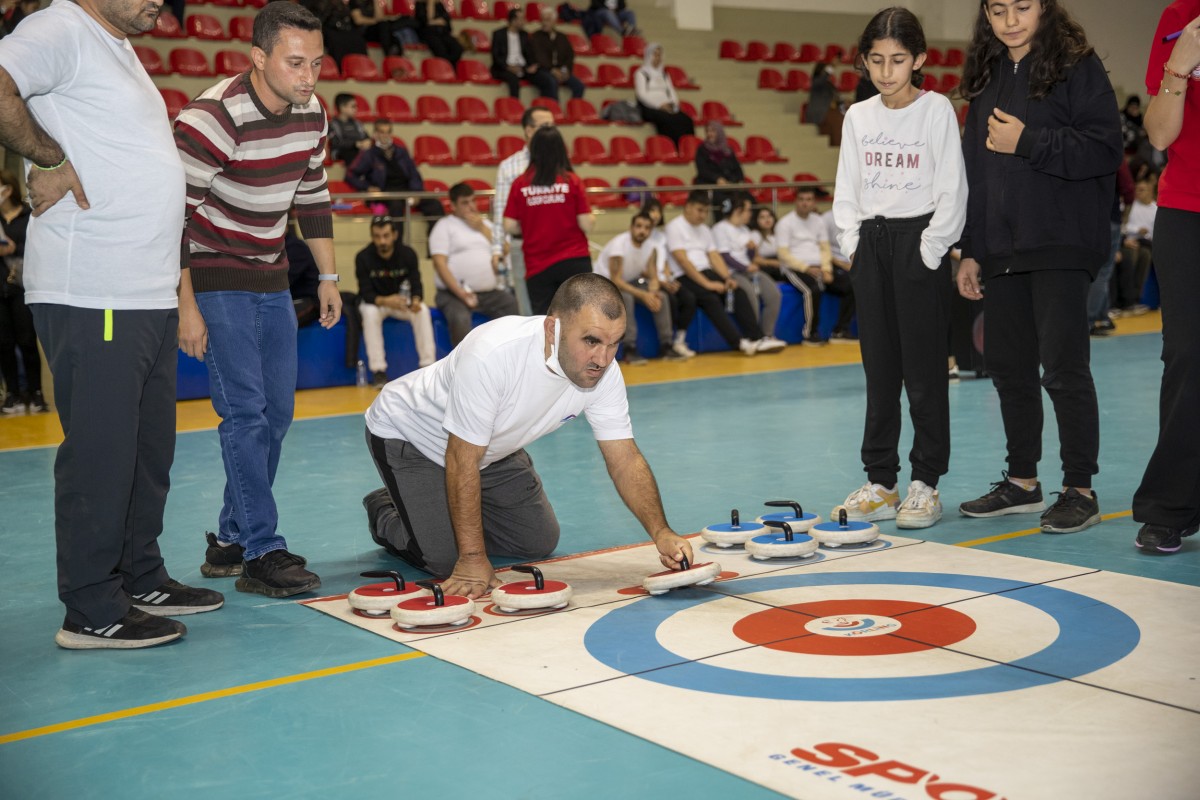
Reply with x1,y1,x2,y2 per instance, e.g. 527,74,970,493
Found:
306,236,338,276
602,440,673,541
445,442,488,558
0,67,64,167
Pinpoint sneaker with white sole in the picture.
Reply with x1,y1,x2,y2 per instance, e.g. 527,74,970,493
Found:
842,482,901,521
672,331,696,358
739,338,758,356
55,607,186,650
131,579,225,616
896,480,942,529
756,336,787,353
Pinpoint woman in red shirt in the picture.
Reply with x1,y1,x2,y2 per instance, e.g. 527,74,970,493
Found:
503,127,595,314
1132,3,1200,554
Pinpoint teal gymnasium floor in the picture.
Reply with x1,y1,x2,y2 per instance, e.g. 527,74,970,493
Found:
1,327,1196,799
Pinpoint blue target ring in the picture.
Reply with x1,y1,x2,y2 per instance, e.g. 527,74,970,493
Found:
583,571,1140,701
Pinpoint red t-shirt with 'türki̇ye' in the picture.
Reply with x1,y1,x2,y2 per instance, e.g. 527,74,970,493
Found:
1146,0,1200,213
503,170,591,278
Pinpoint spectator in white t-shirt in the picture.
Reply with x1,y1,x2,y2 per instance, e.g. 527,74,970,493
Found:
1115,177,1157,315
363,273,695,598
431,182,520,347
713,191,783,342
640,197,696,357
776,188,834,344
595,212,690,364
749,206,783,282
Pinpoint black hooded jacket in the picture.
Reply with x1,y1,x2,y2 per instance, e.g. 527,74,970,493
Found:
959,53,1122,279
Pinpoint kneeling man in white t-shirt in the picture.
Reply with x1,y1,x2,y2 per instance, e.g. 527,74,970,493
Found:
363,272,694,598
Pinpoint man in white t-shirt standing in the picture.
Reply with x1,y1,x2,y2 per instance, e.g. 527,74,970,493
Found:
713,191,784,344
493,106,555,315
363,273,694,598
431,182,519,347
0,0,223,649
595,211,690,364
776,187,835,345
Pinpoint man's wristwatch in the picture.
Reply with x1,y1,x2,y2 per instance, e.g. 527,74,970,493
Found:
318,274,340,283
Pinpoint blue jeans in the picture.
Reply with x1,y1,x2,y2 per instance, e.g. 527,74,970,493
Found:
196,290,297,560
1087,221,1121,324
587,8,636,37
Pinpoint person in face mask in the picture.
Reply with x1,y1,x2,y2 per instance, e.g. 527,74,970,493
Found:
363,273,695,599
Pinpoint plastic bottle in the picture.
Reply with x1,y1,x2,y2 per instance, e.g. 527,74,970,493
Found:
725,288,735,313
400,279,412,306
355,359,369,387
496,265,508,291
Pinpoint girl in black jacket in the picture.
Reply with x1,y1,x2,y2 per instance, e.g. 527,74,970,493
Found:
954,0,1122,534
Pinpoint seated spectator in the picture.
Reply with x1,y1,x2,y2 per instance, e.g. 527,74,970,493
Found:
300,0,368,68
821,199,857,342
356,216,436,387
585,0,637,39
693,120,743,219
415,0,463,66
431,183,520,347
531,6,584,100
327,93,372,164
1115,177,1157,316
0,168,45,415
749,206,782,282
352,0,418,55
596,211,691,364
635,43,694,146
713,192,783,343
775,187,836,345
666,190,783,356
640,198,697,357
491,8,555,99
346,119,444,238
807,62,836,126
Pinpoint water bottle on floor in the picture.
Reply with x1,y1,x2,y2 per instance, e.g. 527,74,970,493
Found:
356,360,368,387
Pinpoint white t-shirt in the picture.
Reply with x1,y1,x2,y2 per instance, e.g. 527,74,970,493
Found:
506,31,525,67
749,230,778,259
665,215,717,279
0,0,185,309
365,315,634,468
832,91,967,268
647,229,670,279
775,210,827,268
594,231,659,283
1124,200,1156,241
712,220,755,270
429,214,496,291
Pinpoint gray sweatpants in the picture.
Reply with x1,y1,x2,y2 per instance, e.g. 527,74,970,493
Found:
365,428,559,577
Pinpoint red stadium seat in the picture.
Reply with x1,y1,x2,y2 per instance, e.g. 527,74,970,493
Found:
206,0,241,7
422,57,460,83
745,135,786,164
925,47,944,67
388,0,415,13
940,74,962,94
567,33,592,56
756,174,795,204
572,63,599,88
956,103,970,127
655,176,688,206
609,136,649,165
318,58,341,80
383,56,422,82
622,36,645,59
169,48,212,77
464,179,493,212
765,43,800,63
159,87,189,120
134,45,167,76
214,50,252,77
597,64,631,88
719,40,745,60
677,134,701,162
151,10,184,38
349,92,376,122
738,41,769,62
922,74,940,93
462,27,491,53
492,1,517,20
582,178,624,209
243,0,269,7
413,135,458,165
797,43,822,63
836,70,860,93
341,54,384,82
571,136,617,166
457,58,499,84
727,137,745,160
228,15,254,41
679,101,700,123
945,47,965,67
327,180,372,216
530,97,565,124
566,98,604,125
416,95,457,123
823,43,846,64
424,178,453,213
644,135,687,165
494,97,524,124
758,68,784,90
456,96,498,123
376,94,417,123
496,135,524,159
590,34,621,57
458,0,488,19
701,101,740,127
457,135,500,166
525,2,547,24
665,65,698,90
793,172,821,183
782,69,811,92
186,13,226,41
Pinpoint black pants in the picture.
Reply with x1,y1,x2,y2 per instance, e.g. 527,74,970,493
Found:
31,305,176,627
638,104,695,146
676,269,763,348
419,27,463,66
983,268,1098,488
852,215,949,487
1134,207,1200,530
527,256,594,315
494,67,557,99
0,285,41,394
782,266,822,339
665,282,697,332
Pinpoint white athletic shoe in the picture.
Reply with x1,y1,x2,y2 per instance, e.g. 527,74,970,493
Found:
896,480,943,529
672,331,696,358
756,336,787,353
739,338,759,356
843,482,900,521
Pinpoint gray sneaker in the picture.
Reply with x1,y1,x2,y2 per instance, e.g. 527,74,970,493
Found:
1040,489,1100,534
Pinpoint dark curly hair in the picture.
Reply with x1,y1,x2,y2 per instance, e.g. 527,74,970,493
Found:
856,7,928,89
960,0,1094,101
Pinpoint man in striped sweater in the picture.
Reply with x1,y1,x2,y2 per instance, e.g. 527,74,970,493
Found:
175,3,342,598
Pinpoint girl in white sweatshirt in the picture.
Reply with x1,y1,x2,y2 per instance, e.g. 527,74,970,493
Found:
832,6,967,529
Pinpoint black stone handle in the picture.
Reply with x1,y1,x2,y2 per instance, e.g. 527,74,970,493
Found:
360,570,405,591
512,564,545,590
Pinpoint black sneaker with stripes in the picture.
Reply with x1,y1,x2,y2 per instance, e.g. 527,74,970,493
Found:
131,579,224,616
55,607,186,650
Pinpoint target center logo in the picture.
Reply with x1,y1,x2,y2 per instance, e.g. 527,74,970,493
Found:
806,614,900,638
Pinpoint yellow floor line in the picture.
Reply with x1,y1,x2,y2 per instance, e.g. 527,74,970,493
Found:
955,509,1133,548
0,651,426,746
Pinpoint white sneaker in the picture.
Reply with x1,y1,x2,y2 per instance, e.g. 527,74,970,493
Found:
739,338,758,356
672,331,696,358
843,482,900,521
896,480,943,529
756,336,787,353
